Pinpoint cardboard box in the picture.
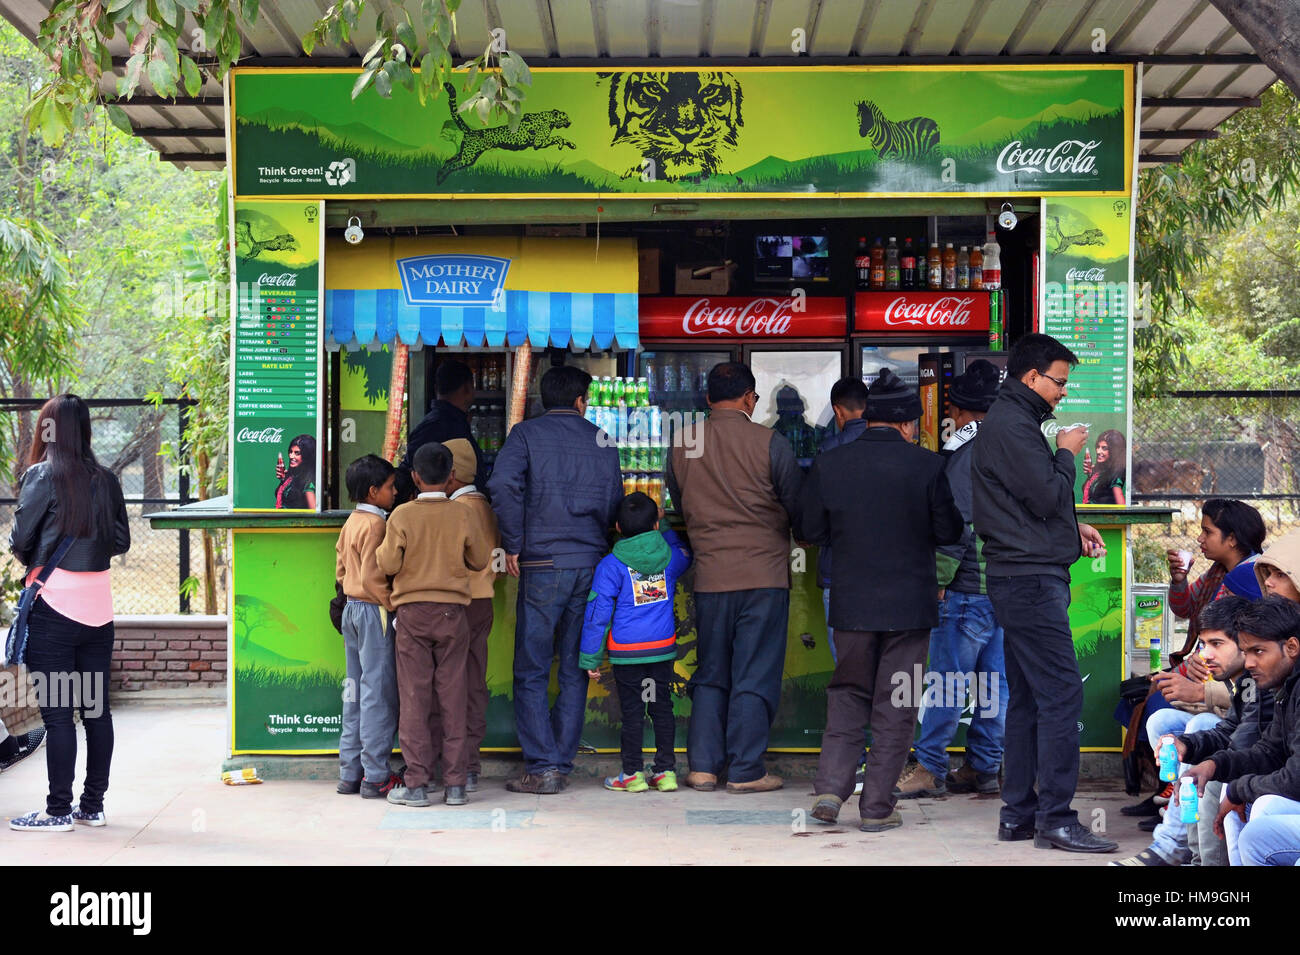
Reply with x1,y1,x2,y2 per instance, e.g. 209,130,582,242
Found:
638,248,661,294
674,261,736,295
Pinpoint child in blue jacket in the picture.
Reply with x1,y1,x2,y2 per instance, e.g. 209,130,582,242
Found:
581,492,692,793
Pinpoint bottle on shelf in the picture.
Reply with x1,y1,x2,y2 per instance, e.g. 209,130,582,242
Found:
854,237,870,290
956,245,970,290
869,237,885,290
901,237,916,290
982,232,1002,291
970,243,984,290
884,236,900,290
942,242,957,290
927,241,942,290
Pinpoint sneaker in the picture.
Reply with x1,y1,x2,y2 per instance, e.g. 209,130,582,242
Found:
1153,782,1174,807
1138,816,1161,832
444,785,468,806
386,784,431,807
811,794,842,823
0,729,46,772
72,808,107,827
896,763,946,799
1120,793,1161,817
361,772,403,799
9,810,73,832
466,772,480,793
860,810,903,833
337,778,362,795
505,770,564,795
947,762,1000,795
605,771,649,793
649,770,678,792
1110,848,1176,867
727,773,784,794
853,763,865,796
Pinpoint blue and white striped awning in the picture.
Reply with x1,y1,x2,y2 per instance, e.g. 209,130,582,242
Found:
326,288,639,351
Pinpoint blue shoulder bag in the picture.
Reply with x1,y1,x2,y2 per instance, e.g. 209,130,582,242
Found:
3,534,76,666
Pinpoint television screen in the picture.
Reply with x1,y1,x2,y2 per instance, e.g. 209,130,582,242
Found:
755,234,831,282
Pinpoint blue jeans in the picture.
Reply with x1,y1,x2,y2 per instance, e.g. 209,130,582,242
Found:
513,567,592,775
913,591,1008,780
1233,794,1300,865
1145,709,1221,863
823,588,836,662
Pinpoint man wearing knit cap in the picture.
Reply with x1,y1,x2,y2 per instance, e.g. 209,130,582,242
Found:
897,359,1009,800
799,367,963,832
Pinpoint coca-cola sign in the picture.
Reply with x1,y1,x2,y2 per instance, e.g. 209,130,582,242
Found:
236,427,286,444
855,292,990,334
996,139,1100,176
640,296,847,340
257,272,298,287
1065,267,1107,282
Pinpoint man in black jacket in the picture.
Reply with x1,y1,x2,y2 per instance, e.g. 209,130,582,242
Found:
800,368,963,833
972,333,1113,853
1184,595,1300,865
403,359,484,493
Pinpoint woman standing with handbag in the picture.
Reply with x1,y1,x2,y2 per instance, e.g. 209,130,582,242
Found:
8,395,129,831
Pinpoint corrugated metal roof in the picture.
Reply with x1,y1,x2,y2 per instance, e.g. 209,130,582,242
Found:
0,0,1279,172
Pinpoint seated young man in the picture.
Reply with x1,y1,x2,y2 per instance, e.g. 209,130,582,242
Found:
1183,595,1300,865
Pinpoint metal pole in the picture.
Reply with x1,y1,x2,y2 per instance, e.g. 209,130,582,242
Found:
178,400,192,614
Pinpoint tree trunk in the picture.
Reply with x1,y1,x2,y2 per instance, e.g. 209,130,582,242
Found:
382,344,409,465
1209,0,1300,96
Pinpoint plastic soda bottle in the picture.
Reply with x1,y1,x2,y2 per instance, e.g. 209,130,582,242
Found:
599,376,613,406
884,237,900,290
957,246,970,289
869,238,885,290
927,242,942,289
970,244,984,290
982,232,1002,290
623,475,636,496
942,243,957,289
612,376,626,405
637,377,650,407
1150,635,1162,674
587,378,600,404
1158,733,1178,782
1178,778,1199,824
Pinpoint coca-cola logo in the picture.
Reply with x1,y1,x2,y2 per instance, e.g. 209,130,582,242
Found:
257,273,298,287
882,295,975,328
1066,267,1107,282
236,427,285,444
996,139,1100,176
682,297,794,336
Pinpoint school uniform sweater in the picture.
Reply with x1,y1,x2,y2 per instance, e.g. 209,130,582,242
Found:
451,486,500,600
335,505,392,609
375,494,492,607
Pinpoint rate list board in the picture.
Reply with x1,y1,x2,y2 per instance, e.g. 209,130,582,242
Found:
230,199,324,511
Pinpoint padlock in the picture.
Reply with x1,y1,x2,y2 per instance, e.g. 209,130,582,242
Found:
344,216,364,245
997,202,1017,230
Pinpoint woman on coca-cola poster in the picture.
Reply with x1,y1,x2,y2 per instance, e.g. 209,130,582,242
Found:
1082,428,1126,505
274,434,316,509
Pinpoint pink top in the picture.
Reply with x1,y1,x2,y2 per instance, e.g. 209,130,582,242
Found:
26,566,114,628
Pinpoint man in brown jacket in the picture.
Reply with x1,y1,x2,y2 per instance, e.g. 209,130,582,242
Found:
666,362,801,793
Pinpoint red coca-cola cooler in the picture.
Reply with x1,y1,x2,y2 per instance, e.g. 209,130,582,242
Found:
852,289,997,385
636,294,849,465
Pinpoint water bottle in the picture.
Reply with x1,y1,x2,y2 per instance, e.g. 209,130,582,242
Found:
1149,635,1162,674
1158,733,1178,782
1178,778,1199,824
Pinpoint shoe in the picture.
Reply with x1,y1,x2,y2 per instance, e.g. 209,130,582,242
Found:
505,770,564,795
1120,794,1161,817
386,785,432,807
72,807,107,827
337,778,362,795
444,785,468,806
0,729,46,772
649,770,678,792
811,795,842,823
947,762,1000,794
1153,782,1174,807
895,763,946,799
853,763,865,796
1034,823,1118,853
997,821,1035,842
605,771,649,793
684,771,718,792
466,772,480,793
860,810,903,832
9,810,73,832
726,773,784,794
361,772,403,799
1110,848,1175,867
1138,816,1160,832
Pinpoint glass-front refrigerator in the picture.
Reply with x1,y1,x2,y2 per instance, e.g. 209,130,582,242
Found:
636,345,735,441
743,345,847,468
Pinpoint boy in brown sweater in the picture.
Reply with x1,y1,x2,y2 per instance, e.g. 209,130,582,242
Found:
377,441,492,807
335,454,400,799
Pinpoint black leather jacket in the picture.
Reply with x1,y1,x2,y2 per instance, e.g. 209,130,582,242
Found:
9,462,131,572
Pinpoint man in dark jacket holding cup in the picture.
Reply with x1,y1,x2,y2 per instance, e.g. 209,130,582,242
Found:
799,368,963,832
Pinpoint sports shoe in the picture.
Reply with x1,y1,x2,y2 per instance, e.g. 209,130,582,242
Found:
1110,848,1176,867
726,773,783,794
0,729,46,772
649,770,678,792
505,770,565,794
444,785,468,806
386,784,432,807
465,772,480,793
337,778,361,795
1153,782,1174,807
1120,793,1161,817
361,772,403,799
605,771,649,793
9,810,73,832
947,762,1000,794
896,763,946,799
72,808,107,827
811,795,842,823
860,810,902,832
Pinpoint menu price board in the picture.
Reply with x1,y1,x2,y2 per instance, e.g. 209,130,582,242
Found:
1042,196,1132,506
231,199,324,511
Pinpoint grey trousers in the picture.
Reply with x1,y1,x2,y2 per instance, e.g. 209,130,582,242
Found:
1190,780,1228,866
339,600,399,784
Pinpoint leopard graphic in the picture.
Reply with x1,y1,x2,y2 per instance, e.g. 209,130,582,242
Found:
234,219,298,259
436,82,576,184
1047,215,1106,255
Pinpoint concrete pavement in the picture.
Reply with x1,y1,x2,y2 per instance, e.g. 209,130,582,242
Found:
1,699,1152,865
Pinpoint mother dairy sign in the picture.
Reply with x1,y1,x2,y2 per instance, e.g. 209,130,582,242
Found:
398,254,511,308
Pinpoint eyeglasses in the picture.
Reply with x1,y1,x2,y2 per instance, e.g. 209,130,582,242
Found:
1040,373,1069,390
749,391,761,402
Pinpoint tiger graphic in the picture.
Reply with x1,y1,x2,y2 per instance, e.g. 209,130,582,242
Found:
598,71,744,181
856,100,940,160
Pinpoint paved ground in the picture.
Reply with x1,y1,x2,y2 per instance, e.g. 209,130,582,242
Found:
1,700,1152,865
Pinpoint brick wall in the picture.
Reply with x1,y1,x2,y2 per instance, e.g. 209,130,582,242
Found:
0,664,40,737
110,615,228,692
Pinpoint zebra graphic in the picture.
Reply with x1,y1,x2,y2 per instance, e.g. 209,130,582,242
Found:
855,100,940,160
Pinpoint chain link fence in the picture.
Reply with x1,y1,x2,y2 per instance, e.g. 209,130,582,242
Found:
1131,390,1300,584
0,398,227,615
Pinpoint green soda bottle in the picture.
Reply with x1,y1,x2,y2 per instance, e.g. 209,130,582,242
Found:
612,376,626,406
